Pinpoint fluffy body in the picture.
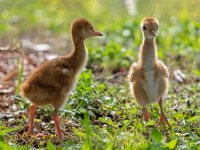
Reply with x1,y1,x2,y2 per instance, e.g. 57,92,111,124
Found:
130,60,169,106
21,56,78,109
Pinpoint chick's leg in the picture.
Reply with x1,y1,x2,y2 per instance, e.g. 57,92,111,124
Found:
156,98,170,127
53,109,62,139
142,107,150,122
27,104,37,135
133,82,149,122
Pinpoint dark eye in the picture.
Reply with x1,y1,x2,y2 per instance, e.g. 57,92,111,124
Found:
89,26,93,30
143,26,146,30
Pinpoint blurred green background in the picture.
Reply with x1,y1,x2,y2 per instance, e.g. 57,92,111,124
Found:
0,0,200,75
0,0,199,38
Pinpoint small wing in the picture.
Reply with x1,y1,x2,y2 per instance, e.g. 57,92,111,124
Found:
54,57,73,76
129,63,140,82
156,60,169,78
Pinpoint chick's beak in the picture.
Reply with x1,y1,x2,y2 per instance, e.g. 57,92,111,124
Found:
151,30,157,37
93,31,103,36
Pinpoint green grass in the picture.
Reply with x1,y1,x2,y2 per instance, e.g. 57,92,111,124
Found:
0,0,199,149
1,69,199,149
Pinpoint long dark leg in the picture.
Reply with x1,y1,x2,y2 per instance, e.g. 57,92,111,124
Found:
142,106,150,122
156,98,170,127
27,104,37,135
53,109,62,139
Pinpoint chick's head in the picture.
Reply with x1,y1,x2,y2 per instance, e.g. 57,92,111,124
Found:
141,17,159,39
71,18,103,39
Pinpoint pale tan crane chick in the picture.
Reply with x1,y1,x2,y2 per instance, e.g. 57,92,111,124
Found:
21,18,103,139
129,17,170,127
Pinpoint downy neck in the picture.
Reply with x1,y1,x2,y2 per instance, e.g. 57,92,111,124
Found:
140,37,157,68
70,33,87,73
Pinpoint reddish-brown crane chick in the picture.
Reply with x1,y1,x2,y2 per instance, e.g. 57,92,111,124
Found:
129,17,170,127
21,18,103,139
